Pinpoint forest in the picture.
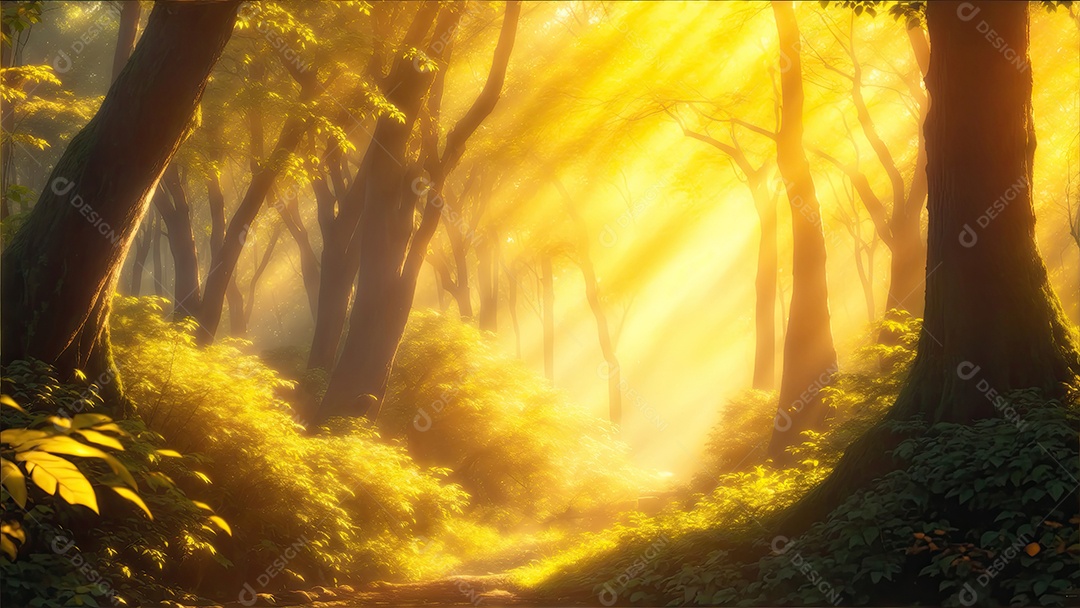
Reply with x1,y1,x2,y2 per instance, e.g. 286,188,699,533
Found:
1,0,1079,606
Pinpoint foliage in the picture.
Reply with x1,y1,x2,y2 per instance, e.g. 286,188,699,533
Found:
0,359,228,608
109,297,471,588
380,310,648,529
735,390,1080,607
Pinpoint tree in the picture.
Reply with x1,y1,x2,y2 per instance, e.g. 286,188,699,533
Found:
767,0,839,460
667,106,781,391
782,0,1080,534
316,1,521,423
808,13,929,318
0,0,240,406
111,0,140,84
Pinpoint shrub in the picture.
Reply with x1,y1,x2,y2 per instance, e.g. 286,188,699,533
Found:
379,310,647,529
0,359,227,607
109,297,469,591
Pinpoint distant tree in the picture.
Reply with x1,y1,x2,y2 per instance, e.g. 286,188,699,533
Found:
768,0,839,460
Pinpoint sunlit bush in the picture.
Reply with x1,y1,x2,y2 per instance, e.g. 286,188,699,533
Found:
380,310,647,529
109,297,470,590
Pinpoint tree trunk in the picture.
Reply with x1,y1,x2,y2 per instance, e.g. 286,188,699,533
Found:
128,213,153,296
111,0,141,84
541,255,555,383
477,235,498,332
507,264,522,358
196,110,311,344
752,178,778,390
768,0,838,460
890,0,1079,422
152,213,165,297
0,1,239,405
316,1,519,423
155,164,201,320
780,0,1080,537
278,198,320,320
243,222,283,327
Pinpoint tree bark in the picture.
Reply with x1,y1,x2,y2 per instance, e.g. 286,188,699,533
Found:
0,1,239,405
780,0,1080,536
768,1,838,460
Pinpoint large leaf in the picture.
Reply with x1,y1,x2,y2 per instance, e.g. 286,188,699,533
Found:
16,451,98,513
0,458,26,508
72,429,124,451
17,436,137,489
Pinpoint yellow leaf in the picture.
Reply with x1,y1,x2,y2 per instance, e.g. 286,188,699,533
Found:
208,515,232,536
71,414,112,430
72,429,124,451
191,500,214,511
16,451,98,513
154,449,183,458
0,534,17,560
48,416,72,430
1,458,27,508
109,486,152,520
0,395,25,413
1,429,48,447
19,436,137,489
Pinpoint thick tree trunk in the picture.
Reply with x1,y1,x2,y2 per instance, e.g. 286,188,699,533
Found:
111,0,141,84
541,255,555,383
780,0,1080,537
767,1,838,460
155,164,201,319
316,1,519,423
0,1,238,405
890,0,1078,421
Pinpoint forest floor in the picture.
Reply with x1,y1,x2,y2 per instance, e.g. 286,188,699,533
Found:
224,574,582,607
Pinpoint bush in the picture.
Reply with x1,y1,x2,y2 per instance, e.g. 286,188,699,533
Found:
379,310,647,529
1,359,227,607
109,297,469,591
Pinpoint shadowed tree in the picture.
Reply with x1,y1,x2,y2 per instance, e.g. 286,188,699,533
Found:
0,0,240,407
781,0,1080,534
316,1,521,423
